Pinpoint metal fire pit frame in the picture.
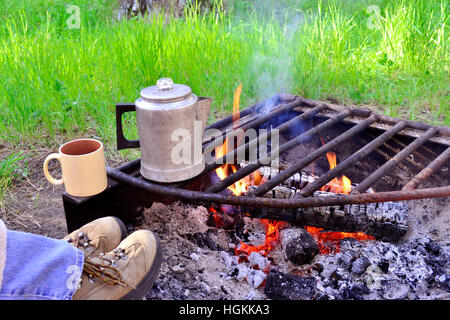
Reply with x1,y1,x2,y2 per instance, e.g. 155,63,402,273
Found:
63,94,450,232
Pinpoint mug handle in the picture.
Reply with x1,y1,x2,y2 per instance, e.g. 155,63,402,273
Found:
43,153,63,185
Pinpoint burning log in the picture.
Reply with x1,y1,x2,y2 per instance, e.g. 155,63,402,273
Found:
255,166,315,189
252,165,360,194
246,186,409,242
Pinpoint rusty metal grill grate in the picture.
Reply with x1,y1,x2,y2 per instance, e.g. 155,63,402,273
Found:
63,94,450,232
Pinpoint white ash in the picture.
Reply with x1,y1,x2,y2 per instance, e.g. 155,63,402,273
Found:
247,269,267,288
190,252,200,262
136,201,449,300
140,202,267,300
220,250,269,289
249,252,271,270
291,236,450,300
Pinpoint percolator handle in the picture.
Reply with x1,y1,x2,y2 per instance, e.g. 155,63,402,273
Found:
116,103,140,150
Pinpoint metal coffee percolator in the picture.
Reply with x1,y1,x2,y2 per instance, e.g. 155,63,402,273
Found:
116,78,213,183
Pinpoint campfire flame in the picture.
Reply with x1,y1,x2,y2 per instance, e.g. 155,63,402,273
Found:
232,84,242,125
310,138,373,253
319,138,352,194
214,83,247,196
235,220,286,256
211,84,283,259
306,226,375,254
214,138,247,196
209,90,373,263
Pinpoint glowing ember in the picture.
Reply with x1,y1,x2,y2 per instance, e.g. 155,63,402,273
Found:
235,220,286,256
209,206,224,228
306,226,375,254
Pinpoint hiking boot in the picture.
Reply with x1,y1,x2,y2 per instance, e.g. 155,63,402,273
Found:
73,230,162,300
64,216,128,258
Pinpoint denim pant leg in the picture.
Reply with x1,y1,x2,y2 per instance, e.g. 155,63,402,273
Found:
0,230,84,300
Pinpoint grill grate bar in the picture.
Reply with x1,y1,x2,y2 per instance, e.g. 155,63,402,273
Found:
202,97,305,152
366,133,425,169
403,146,450,191
206,108,353,193
203,104,327,173
300,121,409,197
106,166,450,208
248,115,377,197
379,135,430,163
354,127,439,193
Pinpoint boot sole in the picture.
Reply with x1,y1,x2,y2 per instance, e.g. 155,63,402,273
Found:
120,233,162,300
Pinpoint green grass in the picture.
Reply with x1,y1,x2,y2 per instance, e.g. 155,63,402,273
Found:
0,0,448,154
0,151,29,207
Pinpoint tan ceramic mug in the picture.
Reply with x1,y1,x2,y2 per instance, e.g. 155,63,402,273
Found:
43,138,108,197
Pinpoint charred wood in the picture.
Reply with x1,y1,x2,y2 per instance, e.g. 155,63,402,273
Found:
246,186,409,242
264,270,317,300
280,228,319,265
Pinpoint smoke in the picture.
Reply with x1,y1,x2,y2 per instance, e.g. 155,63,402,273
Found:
250,52,293,104
239,1,306,109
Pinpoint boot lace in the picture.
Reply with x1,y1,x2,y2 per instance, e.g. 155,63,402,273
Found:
82,248,136,289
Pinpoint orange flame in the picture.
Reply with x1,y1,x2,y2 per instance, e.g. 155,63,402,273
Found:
319,137,352,194
214,84,247,196
235,220,286,256
233,84,242,125
306,226,374,254
320,152,352,194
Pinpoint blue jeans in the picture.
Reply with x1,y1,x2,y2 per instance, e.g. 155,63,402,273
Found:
0,230,84,300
